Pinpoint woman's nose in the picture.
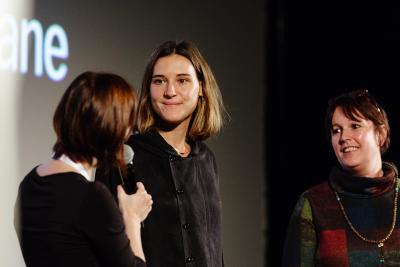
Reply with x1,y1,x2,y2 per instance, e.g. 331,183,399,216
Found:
164,83,177,97
339,129,350,143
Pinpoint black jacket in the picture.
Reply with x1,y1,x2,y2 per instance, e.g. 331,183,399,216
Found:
96,130,224,267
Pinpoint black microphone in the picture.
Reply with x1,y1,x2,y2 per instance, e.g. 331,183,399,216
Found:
121,144,145,228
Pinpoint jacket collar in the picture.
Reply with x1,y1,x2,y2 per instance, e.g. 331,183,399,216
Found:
129,128,200,157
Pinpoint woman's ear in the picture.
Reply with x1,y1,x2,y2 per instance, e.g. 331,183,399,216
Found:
377,126,388,147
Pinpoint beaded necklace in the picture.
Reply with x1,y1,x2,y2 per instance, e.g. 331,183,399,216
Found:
333,175,399,266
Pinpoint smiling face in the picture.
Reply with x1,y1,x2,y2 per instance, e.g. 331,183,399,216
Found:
331,106,384,177
150,54,202,129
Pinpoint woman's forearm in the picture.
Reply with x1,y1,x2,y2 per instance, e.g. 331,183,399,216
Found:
124,217,145,262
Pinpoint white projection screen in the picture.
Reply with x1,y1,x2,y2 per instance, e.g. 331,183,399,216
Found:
0,0,264,266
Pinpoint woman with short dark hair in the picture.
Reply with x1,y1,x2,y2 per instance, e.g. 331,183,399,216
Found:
282,89,400,266
15,71,153,267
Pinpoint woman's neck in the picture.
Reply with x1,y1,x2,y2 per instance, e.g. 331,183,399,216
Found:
37,156,96,181
157,122,189,155
346,158,384,178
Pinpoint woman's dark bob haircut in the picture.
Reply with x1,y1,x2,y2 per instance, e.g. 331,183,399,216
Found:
53,71,136,169
325,89,390,155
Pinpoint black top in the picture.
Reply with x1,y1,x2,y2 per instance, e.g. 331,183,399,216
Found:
96,130,224,267
15,167,145,267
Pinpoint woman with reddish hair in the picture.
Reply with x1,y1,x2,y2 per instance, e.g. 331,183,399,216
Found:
15,71,153,267
283,89,400,266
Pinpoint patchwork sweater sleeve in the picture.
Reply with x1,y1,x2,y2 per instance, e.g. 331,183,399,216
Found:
282,192,317,267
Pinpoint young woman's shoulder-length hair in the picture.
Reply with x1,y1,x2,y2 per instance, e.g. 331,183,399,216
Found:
53,71,136,169
325,89,391,155
137,40,226,141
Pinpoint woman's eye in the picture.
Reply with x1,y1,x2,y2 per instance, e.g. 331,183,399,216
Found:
152,79,164,85
178,78,189,84
332,128,341,134
352,124,361,129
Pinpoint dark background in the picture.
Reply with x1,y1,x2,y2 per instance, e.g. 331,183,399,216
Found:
266,1,400,266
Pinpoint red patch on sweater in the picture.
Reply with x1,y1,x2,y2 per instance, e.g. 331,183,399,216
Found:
319,230,350,267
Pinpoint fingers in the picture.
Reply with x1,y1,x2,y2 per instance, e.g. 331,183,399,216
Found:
117,185,126,198
143,189,153,213
144,195,153,215
146,194,153,205
136,182,145,192
120,182,153,210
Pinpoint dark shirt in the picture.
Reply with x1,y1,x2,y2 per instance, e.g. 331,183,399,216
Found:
15,168,145,267
96,130,224,267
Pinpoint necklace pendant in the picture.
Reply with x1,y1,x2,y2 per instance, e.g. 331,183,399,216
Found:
379,242,385,266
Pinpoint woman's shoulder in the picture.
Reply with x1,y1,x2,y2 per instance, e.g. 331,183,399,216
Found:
51,173,108,200
127,130,170,156
296,181,338,215
294,181,333,206
20,167,89,188
35,171,114,202
307,181,332,195
290,181,336,220
192,140,214,156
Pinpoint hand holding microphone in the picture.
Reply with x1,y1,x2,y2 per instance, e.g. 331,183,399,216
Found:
118,144,151,228
117,182,153,223
117,182,152,261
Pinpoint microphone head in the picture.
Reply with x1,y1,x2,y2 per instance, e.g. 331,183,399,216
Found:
123,144,134,165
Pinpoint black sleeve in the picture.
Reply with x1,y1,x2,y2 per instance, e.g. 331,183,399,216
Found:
78,183,146,267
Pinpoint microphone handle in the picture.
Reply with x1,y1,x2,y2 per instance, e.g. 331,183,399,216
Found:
117,164,144,228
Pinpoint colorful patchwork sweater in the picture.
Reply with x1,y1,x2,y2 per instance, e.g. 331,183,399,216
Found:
282,163,400,267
